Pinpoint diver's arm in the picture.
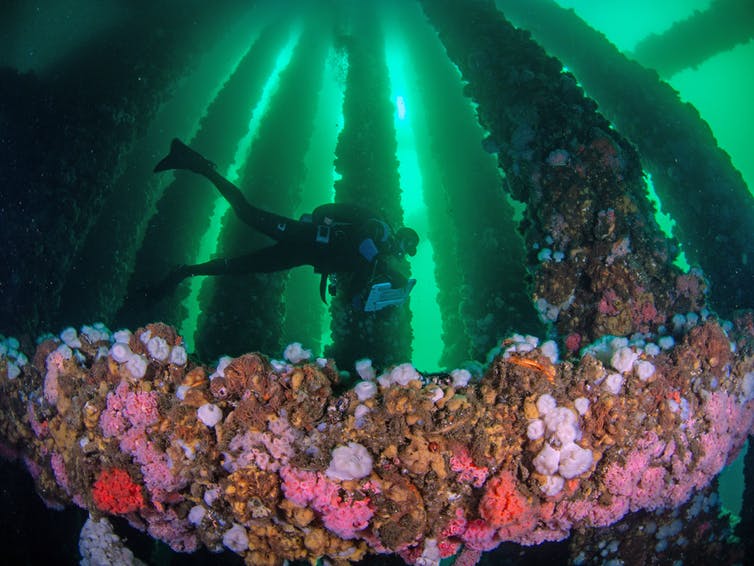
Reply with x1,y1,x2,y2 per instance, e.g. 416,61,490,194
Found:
375,256,409,289
355,219,392,261
164,250,273,281
355,226,410,290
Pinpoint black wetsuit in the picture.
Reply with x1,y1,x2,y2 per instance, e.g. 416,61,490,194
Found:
145,145,409,306
175,167,403,302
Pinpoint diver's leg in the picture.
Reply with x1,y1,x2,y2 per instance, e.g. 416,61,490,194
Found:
200,168,318,244
184,245,309,277
153,138,264,226
201,168,295,237
154,139,309,241
153,138,217,174
143,246,310,304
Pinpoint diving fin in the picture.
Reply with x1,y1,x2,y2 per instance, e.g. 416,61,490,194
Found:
153,138,216,174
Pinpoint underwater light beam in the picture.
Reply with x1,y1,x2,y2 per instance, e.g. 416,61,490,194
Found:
181,6,267,143
179,24,303,349
643,171,690,272
288,43,349,352
396,95,407,120
384,28,443,371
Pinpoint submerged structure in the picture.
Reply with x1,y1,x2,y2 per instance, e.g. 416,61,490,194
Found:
1,0,752,564
2,313,753,565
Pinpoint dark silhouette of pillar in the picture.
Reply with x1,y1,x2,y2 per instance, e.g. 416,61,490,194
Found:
632,0,754,77
496,0,754,316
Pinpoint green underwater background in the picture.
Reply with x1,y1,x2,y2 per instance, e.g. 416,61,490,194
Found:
1,0,753,564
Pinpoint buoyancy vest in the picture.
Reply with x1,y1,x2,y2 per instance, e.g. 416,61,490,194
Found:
301,203,394,303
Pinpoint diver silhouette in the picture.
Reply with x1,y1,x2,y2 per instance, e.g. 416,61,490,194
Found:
147,138,419,311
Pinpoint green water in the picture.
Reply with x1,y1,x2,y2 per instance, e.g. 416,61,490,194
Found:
672,43,754,198
3,0,751,525
559,0,752,519
4,0,750,367
180,26,303,351
561,0,754,198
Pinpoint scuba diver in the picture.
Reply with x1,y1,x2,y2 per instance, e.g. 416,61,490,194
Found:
146,138,419,311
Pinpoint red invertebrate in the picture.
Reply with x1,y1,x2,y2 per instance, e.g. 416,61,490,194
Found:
92,467,145,515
